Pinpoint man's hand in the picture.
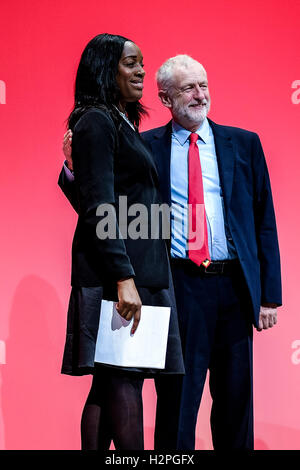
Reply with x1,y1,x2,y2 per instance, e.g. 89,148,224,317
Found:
63,129,73,171
256,304,278,331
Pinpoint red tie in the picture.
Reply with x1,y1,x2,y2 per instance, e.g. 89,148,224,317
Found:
188,132,211,267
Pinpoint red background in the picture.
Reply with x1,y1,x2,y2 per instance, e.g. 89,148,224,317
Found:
0,0,300,449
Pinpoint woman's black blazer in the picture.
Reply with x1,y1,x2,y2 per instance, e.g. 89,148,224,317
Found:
58,108,169,290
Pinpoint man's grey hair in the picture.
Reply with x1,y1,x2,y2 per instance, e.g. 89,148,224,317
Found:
156,54,206,91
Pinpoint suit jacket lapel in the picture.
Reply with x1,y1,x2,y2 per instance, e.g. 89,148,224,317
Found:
149,119,236,214
208,119,235,213
149,121,172,205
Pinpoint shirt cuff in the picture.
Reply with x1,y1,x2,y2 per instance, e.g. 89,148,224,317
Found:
64,161,74,182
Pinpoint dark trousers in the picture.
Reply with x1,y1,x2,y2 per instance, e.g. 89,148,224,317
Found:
154,374,183,449
171,260,254,450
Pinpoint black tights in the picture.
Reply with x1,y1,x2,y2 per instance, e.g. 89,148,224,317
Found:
81,367,144,450
81,367,183,450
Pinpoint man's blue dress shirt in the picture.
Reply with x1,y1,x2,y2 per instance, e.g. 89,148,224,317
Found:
170,118,237,260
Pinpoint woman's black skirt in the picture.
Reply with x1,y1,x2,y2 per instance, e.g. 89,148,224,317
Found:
61,264,185,377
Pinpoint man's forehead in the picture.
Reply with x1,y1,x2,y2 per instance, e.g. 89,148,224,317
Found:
172,64,207,86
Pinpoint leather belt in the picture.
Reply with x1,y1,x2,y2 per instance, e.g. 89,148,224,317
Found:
170,258,240,275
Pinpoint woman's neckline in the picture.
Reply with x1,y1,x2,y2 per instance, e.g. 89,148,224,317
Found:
114,105,136,132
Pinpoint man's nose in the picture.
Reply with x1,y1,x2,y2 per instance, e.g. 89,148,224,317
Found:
193,85,205,100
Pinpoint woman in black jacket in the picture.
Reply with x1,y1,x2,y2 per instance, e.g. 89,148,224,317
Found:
59,33,184,450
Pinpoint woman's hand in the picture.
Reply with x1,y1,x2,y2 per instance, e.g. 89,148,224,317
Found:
116,278,142,335
63,129,73,171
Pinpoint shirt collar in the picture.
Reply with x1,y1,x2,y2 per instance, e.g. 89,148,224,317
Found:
172,117,210,145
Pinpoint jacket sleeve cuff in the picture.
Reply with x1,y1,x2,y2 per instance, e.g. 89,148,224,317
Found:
64,161,75,182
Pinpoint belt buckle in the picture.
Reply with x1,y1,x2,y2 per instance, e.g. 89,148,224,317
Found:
203,263,215,275
203,261,224,274
202,259,212,274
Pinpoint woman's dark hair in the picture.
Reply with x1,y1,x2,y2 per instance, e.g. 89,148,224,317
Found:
68,33,147,130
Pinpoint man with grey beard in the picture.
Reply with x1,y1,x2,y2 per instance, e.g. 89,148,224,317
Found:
141,55,281,450
61,55,281,450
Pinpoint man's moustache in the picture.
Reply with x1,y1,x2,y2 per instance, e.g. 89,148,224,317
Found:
190,102,207,107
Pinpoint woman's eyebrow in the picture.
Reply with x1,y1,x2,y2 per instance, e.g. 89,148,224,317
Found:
123,55,143,60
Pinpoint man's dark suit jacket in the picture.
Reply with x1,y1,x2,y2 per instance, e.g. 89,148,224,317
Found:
142,119,282,327
58,108,169,290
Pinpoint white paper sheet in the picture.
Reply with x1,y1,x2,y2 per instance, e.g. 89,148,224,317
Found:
94,300,171,369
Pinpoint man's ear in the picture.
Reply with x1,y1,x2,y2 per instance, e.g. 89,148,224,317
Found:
158,90,172,108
